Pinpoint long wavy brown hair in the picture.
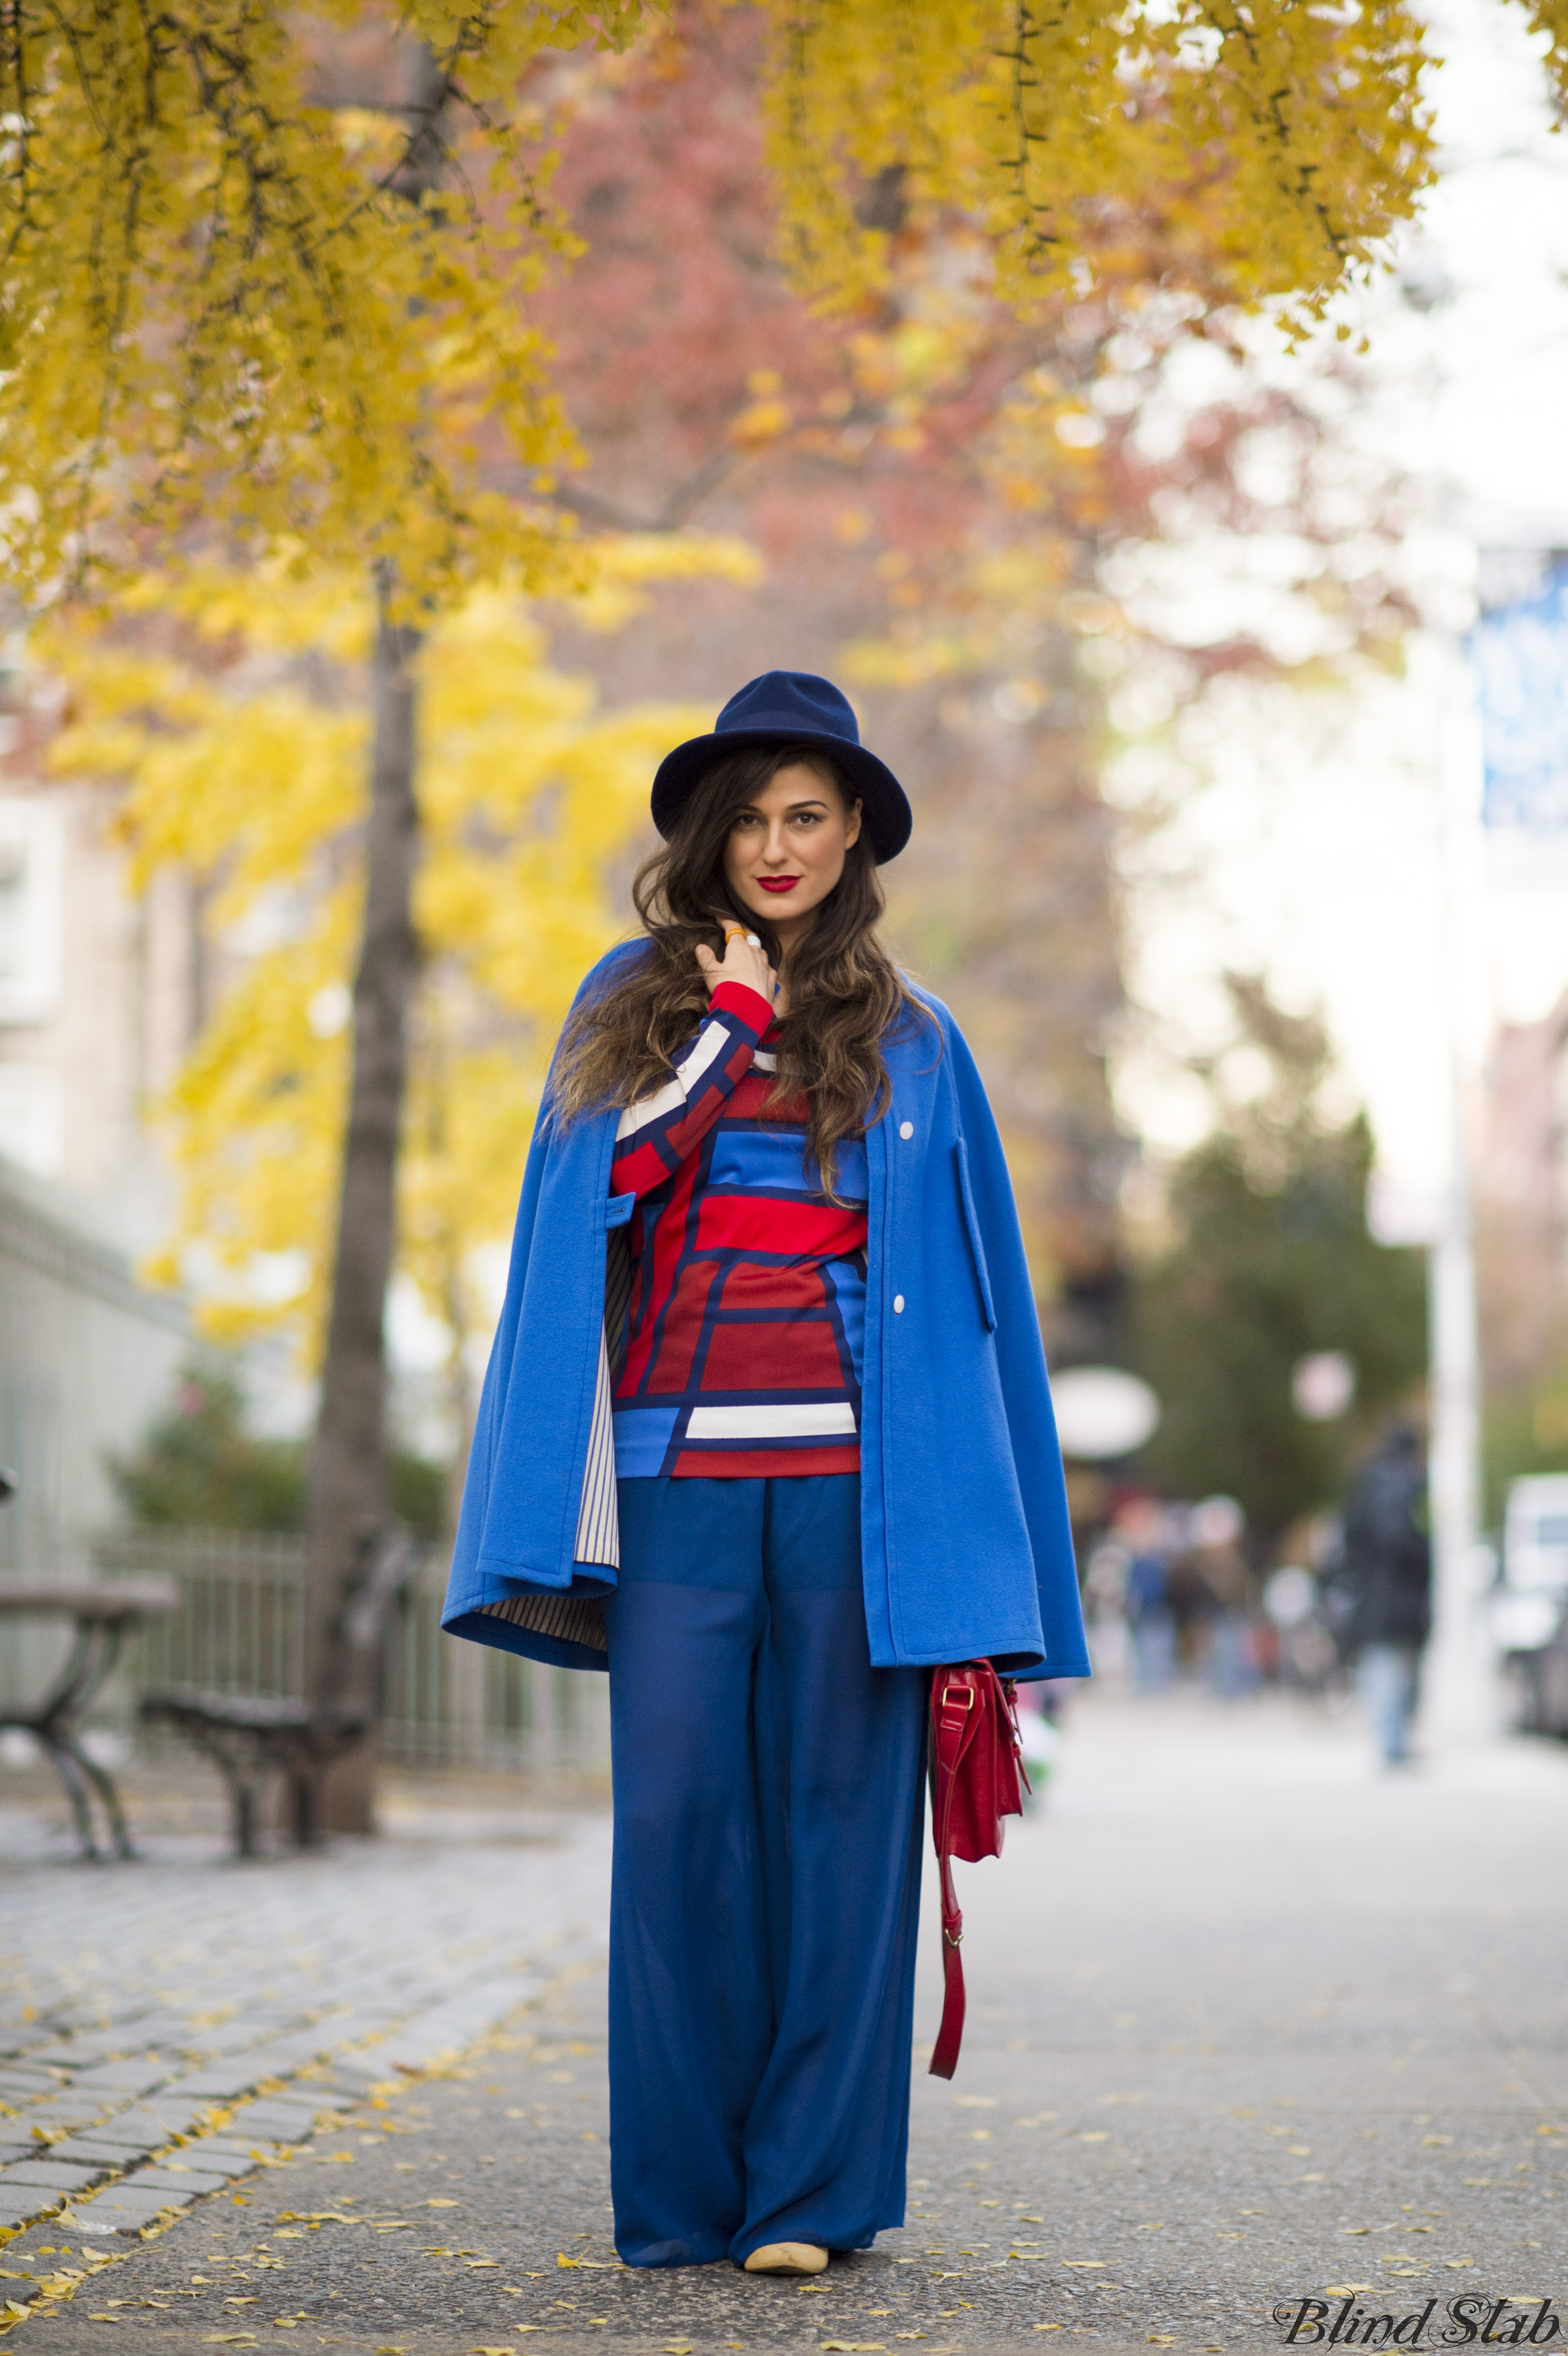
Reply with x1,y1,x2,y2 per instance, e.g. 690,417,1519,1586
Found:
550,743,930,1194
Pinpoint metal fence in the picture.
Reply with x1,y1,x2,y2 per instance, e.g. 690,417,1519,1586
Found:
89,1528,610,1775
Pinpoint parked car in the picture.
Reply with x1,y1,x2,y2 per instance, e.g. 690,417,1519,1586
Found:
1492,1474,1568,1738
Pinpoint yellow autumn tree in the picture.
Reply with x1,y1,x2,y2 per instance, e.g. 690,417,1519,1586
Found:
0,0,658,602
756,0,1434,334
44,547,751,1408
14,0,1541,1820
12,0,1545,601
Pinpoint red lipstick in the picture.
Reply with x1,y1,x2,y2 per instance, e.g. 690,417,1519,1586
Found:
758,875,801,894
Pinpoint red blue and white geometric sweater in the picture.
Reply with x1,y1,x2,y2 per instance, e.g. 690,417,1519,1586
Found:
608,979,868,1480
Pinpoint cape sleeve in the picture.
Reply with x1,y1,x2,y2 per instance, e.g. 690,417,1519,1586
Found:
446,944,645,1619
446,1069,578,1602
943,1015,1089,1680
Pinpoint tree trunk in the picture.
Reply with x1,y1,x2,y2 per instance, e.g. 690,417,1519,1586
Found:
440,1234,479,1543
305,576,423,1833
301,38,450,1835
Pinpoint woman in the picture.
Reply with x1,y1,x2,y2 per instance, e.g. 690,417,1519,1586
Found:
444,670,1088,2278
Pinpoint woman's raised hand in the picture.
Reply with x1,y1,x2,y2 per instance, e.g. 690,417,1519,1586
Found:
696,927,777,1007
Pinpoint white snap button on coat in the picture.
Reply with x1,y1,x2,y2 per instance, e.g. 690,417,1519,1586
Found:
899,1120,913,1139
893,1294,905,1313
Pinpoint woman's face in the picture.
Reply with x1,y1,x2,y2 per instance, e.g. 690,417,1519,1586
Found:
721,762,863,947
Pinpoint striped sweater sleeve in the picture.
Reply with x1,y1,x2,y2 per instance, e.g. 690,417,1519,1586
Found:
610,981,773,1203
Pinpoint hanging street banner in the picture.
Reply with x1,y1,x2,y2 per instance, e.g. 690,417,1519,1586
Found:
1471,550,1568,833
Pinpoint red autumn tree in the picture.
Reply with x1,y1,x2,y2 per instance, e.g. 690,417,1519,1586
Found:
529,7,1412,1367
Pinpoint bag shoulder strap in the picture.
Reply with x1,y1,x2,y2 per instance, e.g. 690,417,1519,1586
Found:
928,1670,981,2081
926,1663,1029,2081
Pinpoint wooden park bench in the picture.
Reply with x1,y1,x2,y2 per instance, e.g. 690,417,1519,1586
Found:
140,1527,417,1856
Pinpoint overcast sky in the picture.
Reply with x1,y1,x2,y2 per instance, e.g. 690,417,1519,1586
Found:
1115,0,1568,1201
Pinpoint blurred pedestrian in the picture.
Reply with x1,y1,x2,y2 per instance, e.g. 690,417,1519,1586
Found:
1014,1677,1069,1805
1335,1424,1431,1767
441,674,1089,2277
1189,1494,1258,1698
1263,1563,1335,1690
1083,1535,1131,1682
1117,1495,1176,1693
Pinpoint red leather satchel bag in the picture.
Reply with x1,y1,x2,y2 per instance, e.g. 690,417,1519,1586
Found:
927,1662,1029,2080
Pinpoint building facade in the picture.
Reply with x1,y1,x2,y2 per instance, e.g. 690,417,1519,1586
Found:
0,646,197,1576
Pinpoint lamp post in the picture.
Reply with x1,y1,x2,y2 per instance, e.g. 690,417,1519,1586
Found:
1420,631,1492,1745
1387,256,1493,1747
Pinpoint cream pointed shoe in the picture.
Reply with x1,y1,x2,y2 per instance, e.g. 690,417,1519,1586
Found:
743,2242,829,2276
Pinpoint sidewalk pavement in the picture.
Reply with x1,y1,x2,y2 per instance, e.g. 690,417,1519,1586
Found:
0,1790,612,2243
1,1693,1566,2355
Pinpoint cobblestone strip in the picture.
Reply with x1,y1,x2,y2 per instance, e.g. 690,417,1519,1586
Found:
0,1817,612,2279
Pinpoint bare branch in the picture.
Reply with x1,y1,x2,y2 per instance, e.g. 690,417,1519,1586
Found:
545,446,740,533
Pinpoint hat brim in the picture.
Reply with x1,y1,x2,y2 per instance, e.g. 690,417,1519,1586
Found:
651,728,913,864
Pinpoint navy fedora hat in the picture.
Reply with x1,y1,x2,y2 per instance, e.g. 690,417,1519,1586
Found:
650,670,913,864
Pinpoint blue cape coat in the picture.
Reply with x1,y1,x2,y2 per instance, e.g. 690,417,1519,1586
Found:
442,947,1089,1682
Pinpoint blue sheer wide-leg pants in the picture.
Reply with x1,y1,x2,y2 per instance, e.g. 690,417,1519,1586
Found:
604,1473,927,2269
